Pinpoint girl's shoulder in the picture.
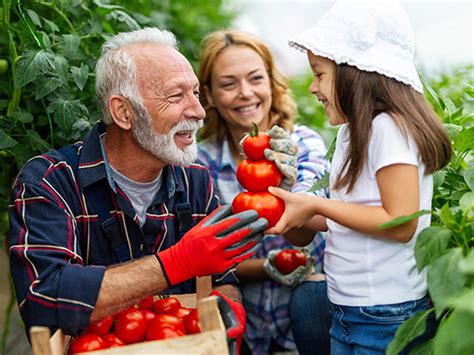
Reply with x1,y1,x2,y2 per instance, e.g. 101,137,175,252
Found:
371,112,398,131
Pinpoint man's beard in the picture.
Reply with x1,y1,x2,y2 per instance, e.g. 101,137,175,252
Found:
132,106,203,167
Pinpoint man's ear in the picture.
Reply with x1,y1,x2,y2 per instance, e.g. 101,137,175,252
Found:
108,95,135,130
203,85,215,108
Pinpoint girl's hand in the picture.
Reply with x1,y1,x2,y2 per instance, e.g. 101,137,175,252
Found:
266,186,318,235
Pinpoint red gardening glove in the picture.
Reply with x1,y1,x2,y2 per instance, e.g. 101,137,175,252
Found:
157,205,267,286
210,290,246,355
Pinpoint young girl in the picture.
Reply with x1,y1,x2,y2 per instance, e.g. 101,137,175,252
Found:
267,1,451,353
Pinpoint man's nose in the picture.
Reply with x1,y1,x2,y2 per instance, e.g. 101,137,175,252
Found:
185,94,206,121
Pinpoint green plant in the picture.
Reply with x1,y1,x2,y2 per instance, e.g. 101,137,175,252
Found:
0,0,235,351
387,69,474,354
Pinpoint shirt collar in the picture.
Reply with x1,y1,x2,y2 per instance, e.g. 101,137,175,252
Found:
77,122,185,201
218,136,238,172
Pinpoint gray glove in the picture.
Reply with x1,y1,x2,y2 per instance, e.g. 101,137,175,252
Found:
264,126,298,190
263,248,315,288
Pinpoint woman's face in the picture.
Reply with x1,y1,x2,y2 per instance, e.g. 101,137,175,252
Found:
205,46,272,133
307,52,344,126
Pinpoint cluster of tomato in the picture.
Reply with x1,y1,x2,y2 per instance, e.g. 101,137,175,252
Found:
68,296,200,353
231,125,285,228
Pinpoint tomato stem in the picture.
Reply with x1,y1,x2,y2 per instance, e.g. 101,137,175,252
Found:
250,122,259,137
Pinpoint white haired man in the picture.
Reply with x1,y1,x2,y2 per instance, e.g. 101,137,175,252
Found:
8,28,267,352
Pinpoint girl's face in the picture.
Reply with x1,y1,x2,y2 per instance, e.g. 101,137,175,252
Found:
307,52,344,125
205,46,272,133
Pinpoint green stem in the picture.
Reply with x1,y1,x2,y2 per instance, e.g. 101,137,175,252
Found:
4,0,21,117
16,1,43,49
36,1,76,33
43,98,54,148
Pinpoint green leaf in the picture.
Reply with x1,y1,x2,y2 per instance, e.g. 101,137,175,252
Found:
35,77,62,100
428,248,466,318
446,288,474,314
459,192,474,214
443,124,463,142
109,10,140,30
0,130,18,149
433,170,446,191
454,127,474,152
464,85,474,98
415,226,452,272
439,203,455,227
465,160,474,191
62,34,81,59
25,130,50,153
433,309,474,355
378,210,431,230
50,98,89,133
12,111,33,123
459,249,474,275
422,76,445,111
387,309,433,355
308,172,329,192
15,50,56,88
410,338,433,355
324,137,336,161
70,64,89,90
26,9,42,27
43,18,59,32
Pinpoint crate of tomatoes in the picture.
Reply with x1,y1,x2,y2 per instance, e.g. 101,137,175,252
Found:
30,277,228,355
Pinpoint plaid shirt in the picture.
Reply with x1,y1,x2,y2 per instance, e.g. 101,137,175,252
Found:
8,122,235,336
198,125,329,354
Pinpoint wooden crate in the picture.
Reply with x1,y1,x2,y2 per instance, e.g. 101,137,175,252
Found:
30,277,229,355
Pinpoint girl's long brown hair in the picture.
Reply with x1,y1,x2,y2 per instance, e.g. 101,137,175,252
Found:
333,65,452,192
198,30,296,144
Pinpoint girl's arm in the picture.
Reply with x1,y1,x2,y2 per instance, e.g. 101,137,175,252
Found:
235,259,268,281
267,164,420,243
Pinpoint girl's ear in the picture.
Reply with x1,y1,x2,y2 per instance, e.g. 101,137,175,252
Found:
108,95,135,130
203,85,215,107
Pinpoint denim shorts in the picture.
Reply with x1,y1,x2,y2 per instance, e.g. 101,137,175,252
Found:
329,296,434,354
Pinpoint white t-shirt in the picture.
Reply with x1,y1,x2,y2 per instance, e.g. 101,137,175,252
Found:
325,112,431,306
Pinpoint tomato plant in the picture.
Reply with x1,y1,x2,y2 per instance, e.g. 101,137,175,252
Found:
152,297,182,315
69,333,108,353
236,159,283,192
86,315,113,336
102,334,125,348
115,308,147,344
184,308,201,334
241,123,271,161
232,191,285,228
274,249,307,274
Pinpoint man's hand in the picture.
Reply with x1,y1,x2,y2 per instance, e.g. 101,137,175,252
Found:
263,248,315,287
157,205,267,286
210,290,246,355
264,126,298,190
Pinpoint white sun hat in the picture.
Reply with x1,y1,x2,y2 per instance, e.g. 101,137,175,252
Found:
288,1,423,93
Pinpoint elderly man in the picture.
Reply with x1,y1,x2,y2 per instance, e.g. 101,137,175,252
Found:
8,27,267,350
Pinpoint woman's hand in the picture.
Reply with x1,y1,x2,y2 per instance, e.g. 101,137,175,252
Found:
266,187,319,235
264,126,298,190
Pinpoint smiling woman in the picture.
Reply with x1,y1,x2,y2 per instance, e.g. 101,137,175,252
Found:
196,29,332,355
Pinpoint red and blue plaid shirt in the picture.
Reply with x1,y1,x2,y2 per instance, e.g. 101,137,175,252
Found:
8,122,234,336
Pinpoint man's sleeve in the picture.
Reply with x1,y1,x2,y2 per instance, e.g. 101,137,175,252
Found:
8,179,105,336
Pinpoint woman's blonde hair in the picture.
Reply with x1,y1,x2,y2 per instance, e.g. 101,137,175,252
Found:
198,30,296,143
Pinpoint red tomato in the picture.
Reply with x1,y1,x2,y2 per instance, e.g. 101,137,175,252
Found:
86,315,113,336
152,297,182,314
138,295,155,310
274,249,307,274
115,308,147,344
147,326,185,341
151,313,187,334
236,159,283,192
102,334,125,348
113,306,135,321
242,125,271,161
69,333,108,353
184,308,201,334
232,191,285,228
174,307,192,319
141,309,156,323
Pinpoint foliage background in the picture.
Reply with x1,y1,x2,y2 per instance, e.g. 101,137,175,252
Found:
0,0,473,354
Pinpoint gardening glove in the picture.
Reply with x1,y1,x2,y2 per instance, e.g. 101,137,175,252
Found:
210,290,246,355
264,125,298,190
263,248,315,288
157,205,267,286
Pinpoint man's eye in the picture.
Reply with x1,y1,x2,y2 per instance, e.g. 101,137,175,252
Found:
194,91,200,98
